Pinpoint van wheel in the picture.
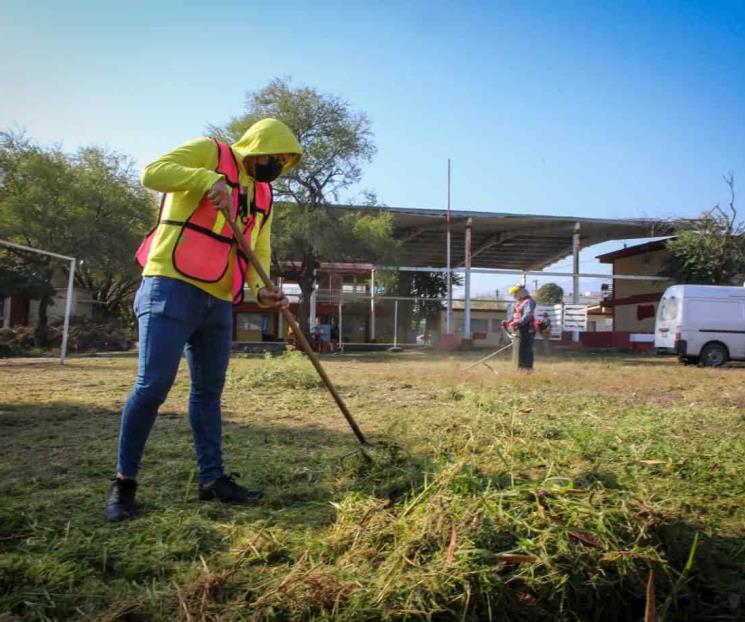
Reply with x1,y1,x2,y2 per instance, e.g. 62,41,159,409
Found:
700,343,728,367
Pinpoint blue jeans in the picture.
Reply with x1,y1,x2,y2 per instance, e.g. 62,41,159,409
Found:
117,276,233,484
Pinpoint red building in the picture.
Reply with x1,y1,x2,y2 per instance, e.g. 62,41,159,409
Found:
232,262,375,345
593,239,671,349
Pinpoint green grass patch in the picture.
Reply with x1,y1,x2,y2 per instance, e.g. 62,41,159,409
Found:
242,351,325,390
0,351,743,620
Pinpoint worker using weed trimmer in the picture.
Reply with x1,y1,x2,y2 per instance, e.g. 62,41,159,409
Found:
502,284,538,370
105,119,302,522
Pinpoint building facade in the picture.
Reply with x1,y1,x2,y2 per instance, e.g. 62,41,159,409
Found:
595,239,671,347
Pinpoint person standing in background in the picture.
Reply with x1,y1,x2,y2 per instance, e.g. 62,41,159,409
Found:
503,284,538,370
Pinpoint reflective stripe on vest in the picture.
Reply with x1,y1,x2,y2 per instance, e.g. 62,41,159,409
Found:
134,140,273,304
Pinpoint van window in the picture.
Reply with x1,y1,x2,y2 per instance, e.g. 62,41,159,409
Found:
658,296,679,321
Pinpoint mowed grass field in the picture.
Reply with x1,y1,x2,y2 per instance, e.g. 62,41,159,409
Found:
1,350,744,621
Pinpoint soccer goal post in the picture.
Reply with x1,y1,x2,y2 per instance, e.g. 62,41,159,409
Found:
0,239,76,365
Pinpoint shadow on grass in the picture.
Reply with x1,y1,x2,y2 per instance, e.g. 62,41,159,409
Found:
0,399,430,619
2,401,744,621
0,399,431,536
648,520,745,621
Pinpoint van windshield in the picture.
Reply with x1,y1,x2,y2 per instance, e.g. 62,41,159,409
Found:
657,296,679,322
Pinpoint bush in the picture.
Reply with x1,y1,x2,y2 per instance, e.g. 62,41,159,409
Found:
0,325,35,355
65,321,134,352
0,321,134,355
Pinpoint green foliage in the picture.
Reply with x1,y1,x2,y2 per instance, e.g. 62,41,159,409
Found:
0,259,55,299
0,131,155,324
663,175,745,285
211,77,376,207
210,78,397,326
664,220,745,285
379,271,463,332
272,201,397,268
534,282,564,304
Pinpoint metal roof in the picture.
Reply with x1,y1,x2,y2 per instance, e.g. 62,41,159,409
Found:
330,205,674,271
596,238,671,263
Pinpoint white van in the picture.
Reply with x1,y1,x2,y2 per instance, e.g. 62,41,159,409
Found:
655,284,745,366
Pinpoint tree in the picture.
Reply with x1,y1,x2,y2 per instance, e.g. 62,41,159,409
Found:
0,259,55,301
663,174,745,285
67,147,156,320
0,131,155,342
535,282,564,304
378,271,463,338
211,78,397,332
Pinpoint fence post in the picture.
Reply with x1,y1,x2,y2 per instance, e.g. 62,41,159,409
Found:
393,299,399,348
338,299,344,353
572,223,581,343
370,268,376,342
60,258,75,365
464,217,472,344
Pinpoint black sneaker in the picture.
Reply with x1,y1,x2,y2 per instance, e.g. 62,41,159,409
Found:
198,473,263,504
105,478,137,522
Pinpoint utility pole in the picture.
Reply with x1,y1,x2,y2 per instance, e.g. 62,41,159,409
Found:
445,159,452,334
464,217,472,343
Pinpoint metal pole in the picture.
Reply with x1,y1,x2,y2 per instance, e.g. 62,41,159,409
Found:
277,277,284,340
0,239,75,262
338,299,343,353
2,297,10,328
60,258,75,365
446,159,452,334
393,299,399,348
309,276,318,334
369,268,376,342
0,240,77,365
572,223,581,343
464,217,472,342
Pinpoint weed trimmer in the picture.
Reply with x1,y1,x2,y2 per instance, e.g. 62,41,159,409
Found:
464,328,514,372
219,206,380,462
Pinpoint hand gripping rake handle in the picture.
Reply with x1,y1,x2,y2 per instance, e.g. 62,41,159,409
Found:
219,206,369,447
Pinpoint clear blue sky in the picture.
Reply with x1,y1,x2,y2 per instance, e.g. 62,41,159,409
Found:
2,0,744,295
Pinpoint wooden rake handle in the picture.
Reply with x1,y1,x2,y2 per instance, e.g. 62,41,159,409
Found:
218,206,369,446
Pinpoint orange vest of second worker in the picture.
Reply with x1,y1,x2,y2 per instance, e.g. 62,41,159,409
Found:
137,119,302,302
511,296,540,332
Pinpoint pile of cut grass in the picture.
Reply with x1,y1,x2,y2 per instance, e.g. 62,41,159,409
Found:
244,351,325,390
1,351,743,620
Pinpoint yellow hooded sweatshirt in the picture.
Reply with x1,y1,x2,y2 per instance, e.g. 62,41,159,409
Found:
140,118,302,302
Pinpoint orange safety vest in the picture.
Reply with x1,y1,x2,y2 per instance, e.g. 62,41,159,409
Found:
511,296,541,332
135,141,273,304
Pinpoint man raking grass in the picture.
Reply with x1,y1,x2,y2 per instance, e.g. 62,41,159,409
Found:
106,119,303,522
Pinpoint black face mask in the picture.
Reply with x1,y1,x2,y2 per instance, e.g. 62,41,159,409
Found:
253,157,283,182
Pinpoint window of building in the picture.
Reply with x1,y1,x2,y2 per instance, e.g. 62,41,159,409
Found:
471,318,489,333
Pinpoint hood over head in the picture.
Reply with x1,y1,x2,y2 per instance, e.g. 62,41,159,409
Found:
231,118,303,174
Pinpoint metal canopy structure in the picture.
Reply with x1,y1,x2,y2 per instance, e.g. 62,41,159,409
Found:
330,206,674,270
